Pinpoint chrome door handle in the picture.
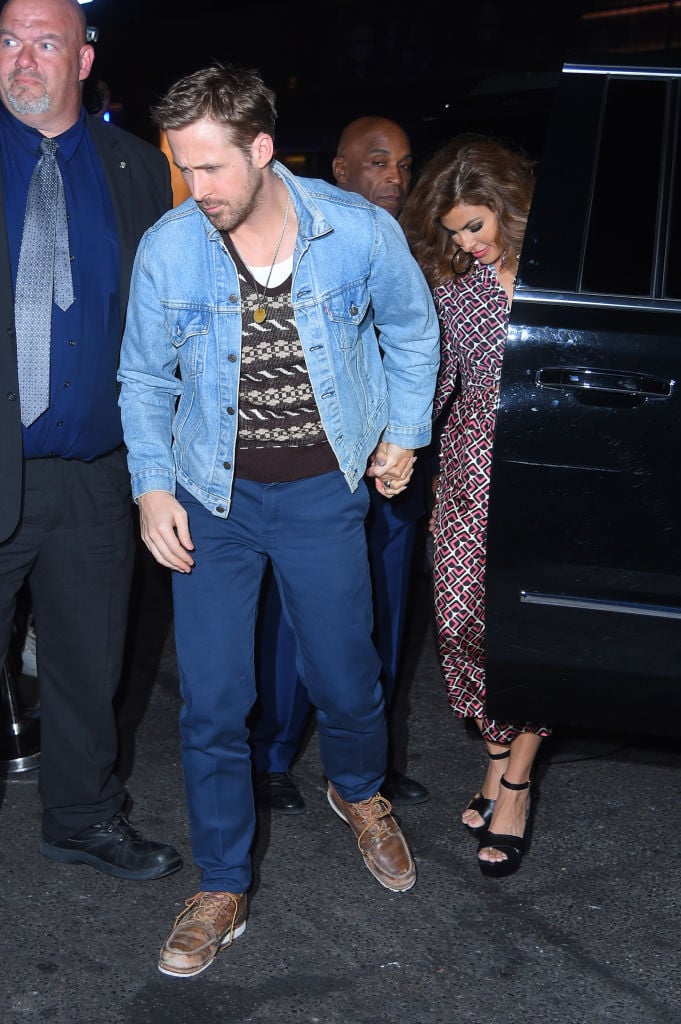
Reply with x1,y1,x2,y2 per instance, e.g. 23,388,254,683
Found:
535,366,675,399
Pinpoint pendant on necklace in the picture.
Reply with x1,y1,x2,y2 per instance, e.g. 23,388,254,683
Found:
253,305,267,324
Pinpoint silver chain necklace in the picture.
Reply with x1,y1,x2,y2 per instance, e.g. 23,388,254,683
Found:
231,193,291,324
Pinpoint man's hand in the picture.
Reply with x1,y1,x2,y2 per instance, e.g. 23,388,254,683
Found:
366,442,416,498
138,490,195,572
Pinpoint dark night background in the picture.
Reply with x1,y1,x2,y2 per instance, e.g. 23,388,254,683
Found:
82,1,681,176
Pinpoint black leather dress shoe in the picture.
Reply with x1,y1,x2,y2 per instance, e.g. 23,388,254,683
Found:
255,771,306,814
39,812,183,880
385,770,431,805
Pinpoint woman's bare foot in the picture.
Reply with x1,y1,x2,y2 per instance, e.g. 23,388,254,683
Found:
477,779,530,864
461,745,510,830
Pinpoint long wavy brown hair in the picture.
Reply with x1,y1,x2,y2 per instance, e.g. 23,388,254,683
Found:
400,134,535,289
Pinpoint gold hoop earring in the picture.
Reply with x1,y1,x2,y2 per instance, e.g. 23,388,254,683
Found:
451,247,473,276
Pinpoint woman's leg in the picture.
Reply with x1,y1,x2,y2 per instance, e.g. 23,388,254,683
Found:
461,720,510,830
477,731,543,865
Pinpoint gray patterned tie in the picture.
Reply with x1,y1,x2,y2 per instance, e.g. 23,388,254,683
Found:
15,137,75,427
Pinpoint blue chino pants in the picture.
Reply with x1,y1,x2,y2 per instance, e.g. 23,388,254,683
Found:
251,483,421,775
172,471,386,893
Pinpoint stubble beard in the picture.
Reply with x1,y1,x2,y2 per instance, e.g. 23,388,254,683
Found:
201,163,264,233
6,73,50,115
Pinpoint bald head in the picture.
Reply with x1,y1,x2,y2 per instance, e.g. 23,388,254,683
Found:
332,116,412,218
0,0,86,36
0,0,93,135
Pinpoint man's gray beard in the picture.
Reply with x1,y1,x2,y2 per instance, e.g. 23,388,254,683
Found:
6,89,50,115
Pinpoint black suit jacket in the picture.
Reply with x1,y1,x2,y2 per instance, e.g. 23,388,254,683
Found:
0,112,172,544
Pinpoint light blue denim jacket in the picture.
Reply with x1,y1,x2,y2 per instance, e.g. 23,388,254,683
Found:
117,161,440,518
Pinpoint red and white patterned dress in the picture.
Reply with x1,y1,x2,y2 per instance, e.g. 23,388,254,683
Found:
432,263,549,743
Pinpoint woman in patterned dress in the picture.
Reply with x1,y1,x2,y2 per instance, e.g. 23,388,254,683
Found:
401,135,550,877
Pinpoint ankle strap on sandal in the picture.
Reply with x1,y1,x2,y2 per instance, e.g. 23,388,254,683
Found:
488,748,511,761
500,776,530,791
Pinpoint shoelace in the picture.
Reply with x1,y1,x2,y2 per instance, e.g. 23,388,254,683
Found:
174,892,240,943
353,794,394,850
93,814,143,842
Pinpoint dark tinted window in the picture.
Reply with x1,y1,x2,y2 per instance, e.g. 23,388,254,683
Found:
520,70,681,303
581,78,666,297
665,95,681,300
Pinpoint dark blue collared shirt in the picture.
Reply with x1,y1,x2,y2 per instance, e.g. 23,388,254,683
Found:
0,105,121,459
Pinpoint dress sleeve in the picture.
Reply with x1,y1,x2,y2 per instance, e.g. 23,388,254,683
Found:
432,287,459,420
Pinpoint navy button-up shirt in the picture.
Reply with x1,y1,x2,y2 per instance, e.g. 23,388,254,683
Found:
0,105,121,459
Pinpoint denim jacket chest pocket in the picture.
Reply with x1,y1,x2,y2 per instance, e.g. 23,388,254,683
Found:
322,281,370,350
165,305,210,379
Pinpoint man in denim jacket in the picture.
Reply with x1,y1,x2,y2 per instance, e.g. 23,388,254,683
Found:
117,64,439,979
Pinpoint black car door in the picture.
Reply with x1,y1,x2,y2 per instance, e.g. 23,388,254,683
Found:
485,64,681,736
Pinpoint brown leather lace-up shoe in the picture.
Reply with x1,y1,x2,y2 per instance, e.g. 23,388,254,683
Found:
158,891,247,977
327,782,416,892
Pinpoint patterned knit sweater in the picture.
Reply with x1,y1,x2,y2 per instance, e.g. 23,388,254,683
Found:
223,235,337,482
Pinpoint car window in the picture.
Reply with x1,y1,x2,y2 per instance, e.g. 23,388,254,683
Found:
582,78,666,297
667,116,681,300
520,69,681,306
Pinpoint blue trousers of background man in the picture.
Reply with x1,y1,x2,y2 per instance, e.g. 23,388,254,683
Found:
172,472,386,894
252,477,424,777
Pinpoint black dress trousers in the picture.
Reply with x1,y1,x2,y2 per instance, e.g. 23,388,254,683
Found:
0,447,134,839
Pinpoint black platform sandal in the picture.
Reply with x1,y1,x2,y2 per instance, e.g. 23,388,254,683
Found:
477,776,531,878
463,748,510,836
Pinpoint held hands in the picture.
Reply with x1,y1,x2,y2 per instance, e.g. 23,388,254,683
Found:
138,490,195,572
366,442,416,498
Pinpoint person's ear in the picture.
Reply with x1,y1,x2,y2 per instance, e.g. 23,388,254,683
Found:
78,45,95,82
252,133,274,168
332,156,347,184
